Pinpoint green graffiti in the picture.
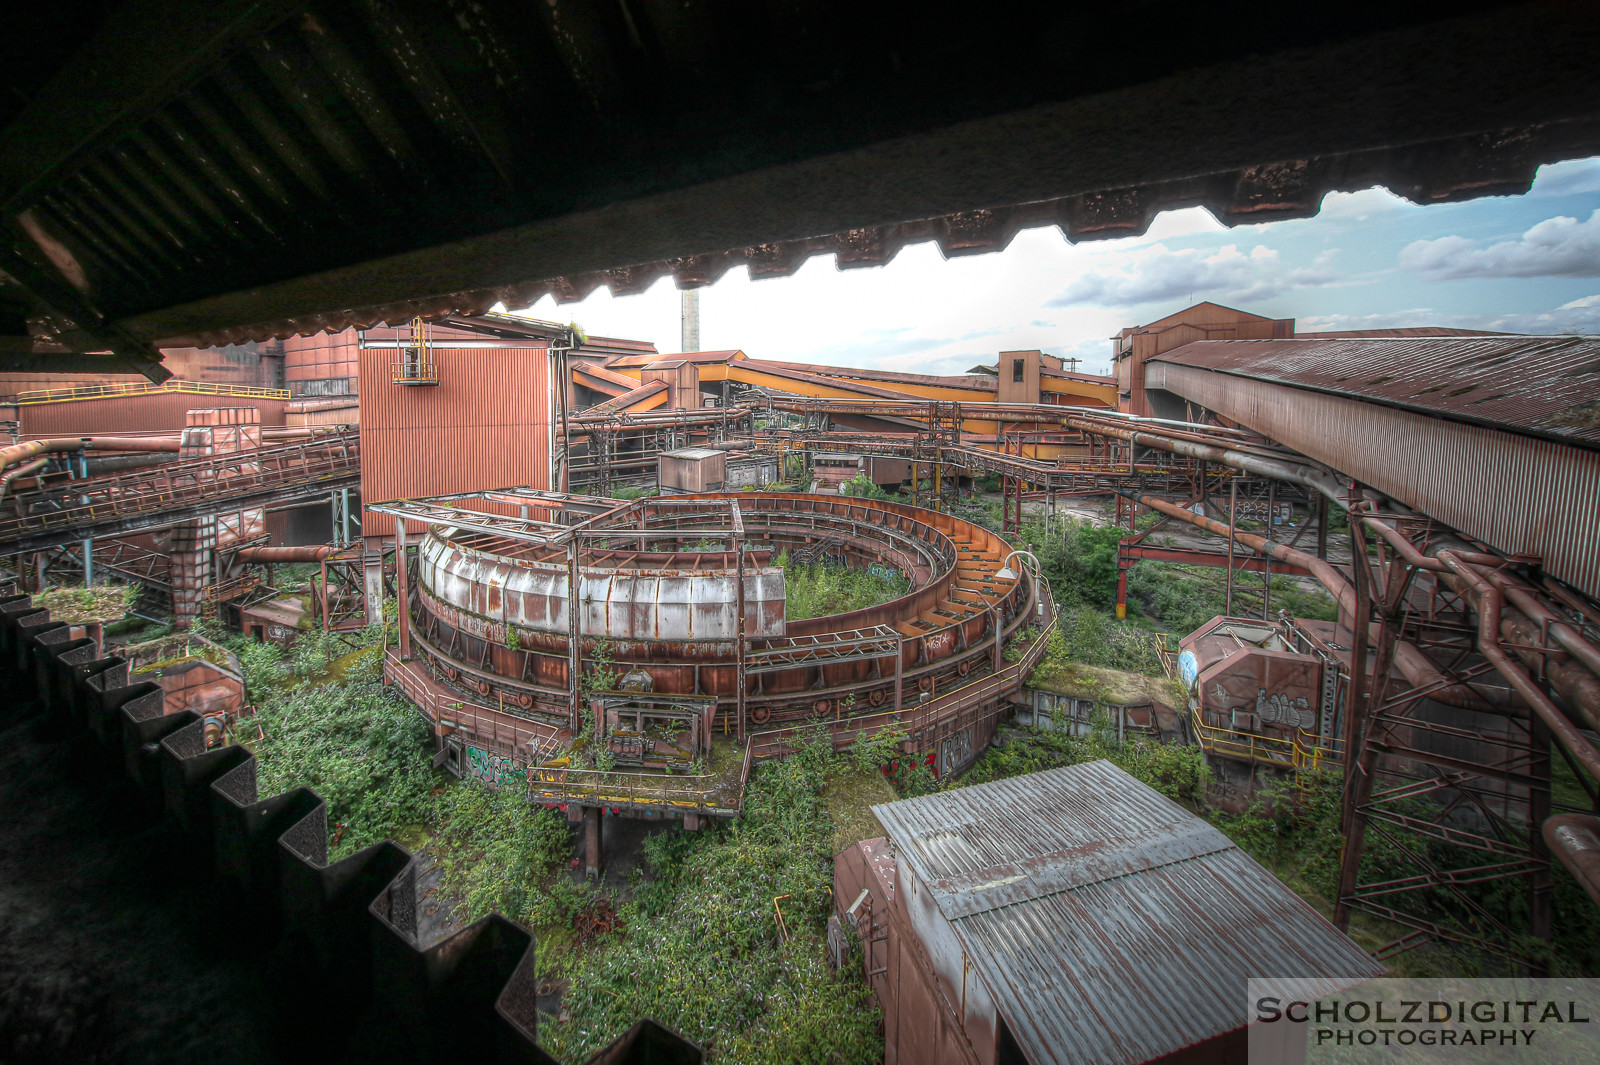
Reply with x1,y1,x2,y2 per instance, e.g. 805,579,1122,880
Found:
465,745,521,788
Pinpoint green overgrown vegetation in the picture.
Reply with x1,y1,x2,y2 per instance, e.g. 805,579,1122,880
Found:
1126,559,1338,635
838,472,889,499
32,582,138,623
1215,771,1600,977
965,710,1210,808
542,728,889,1064
775,550,910,622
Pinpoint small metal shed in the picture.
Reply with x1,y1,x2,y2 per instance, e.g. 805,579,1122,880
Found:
658,447,726,494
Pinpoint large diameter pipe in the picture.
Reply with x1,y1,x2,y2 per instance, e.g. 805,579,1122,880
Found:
80,435,181,452
1545,815,1600,910
1479,568,1600,687
1362,516,1600,724
1133,493,1355,614
0,457,48,502
1070,417,1346,504
1131,493,1515,715
1439,550,1600,785
236,545,334,563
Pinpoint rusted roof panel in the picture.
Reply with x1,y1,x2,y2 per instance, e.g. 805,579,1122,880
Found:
873,761,1382,1065
1154,336,1600,447
609,351,745,369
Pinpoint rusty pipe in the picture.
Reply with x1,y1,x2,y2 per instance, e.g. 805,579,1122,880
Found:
1131,493,1518,715
1359,516,1502,570
235,545,334,563
1544,815,1600,910
0,457,48,502
1479,568,1600,684
1359,515,1600,721
1439,550,1600,783
1133,493,1355,613
1432,565,1600,733
1073,417,1346,504
0,437,89,468
80,435,182,452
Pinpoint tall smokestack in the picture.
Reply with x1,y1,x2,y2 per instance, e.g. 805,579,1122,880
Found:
680,288,700,353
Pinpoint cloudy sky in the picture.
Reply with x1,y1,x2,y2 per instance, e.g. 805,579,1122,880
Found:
511,157,1600,378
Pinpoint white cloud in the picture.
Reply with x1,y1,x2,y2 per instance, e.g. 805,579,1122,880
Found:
1530,158,1600,198
1399,209,1600,280
1295,308,1438,332
1047,243,1340,308
1312,186,1416,222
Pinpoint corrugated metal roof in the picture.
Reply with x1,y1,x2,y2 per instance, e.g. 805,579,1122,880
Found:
609,351,746,369
5,3,1600,365
873,761,1382,1065
1153,336,1600,447
1295,326,1515,339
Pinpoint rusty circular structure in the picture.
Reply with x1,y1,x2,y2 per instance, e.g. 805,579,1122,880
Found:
402,493,1037,738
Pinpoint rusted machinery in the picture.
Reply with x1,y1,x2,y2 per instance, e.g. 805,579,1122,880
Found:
370,490,1048,786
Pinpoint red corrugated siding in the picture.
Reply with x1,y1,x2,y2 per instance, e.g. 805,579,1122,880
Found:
1148,362,1600,600
19,393,287,437
283,330,361,383
1155,336,1600,447
359,345,550,538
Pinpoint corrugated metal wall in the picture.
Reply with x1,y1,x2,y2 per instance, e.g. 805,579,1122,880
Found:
358,346,550,539
1148,362,1600,600
283,330,361,394
19,393,287,437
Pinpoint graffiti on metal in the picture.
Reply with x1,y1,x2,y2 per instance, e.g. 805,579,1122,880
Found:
1255,688,1315,730
466,745,523,788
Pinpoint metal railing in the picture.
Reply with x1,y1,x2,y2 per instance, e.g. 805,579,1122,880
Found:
1189,705,1343,771
11,379,290,405
527,744,752,814
748,606,1057,760
0,431,359,551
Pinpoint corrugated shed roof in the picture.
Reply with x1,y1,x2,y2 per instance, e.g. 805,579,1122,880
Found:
1153,336,1600,447
873,762,1382,1065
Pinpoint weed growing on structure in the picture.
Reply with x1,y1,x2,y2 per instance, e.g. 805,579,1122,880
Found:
1018,516,1124,607
839,472,889,499
432,784,585,927
243,644,440,859
541,727,884,1065
775,551,910,622
1029,607,1167,678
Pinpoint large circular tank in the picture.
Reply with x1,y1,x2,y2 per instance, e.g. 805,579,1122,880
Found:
401,493,1036,732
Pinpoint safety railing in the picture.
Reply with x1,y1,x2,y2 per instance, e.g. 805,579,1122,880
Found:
0,432,359,547
748,604,1057,760
11,379,290,405
1190,706,1343,772
526,748,750,814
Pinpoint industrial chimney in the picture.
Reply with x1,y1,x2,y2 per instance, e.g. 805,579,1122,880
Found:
680,288,700,353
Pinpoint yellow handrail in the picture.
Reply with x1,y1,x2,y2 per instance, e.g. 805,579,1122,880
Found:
1189,706,1342,770
12,380,290,405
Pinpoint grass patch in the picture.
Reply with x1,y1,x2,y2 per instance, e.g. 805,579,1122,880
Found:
32,583,137,624
541,728,885,1064
777,552,910,622
825,768,897,855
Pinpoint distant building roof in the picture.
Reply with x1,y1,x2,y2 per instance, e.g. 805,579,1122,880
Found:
872,761,1381,1065
660,447,723,460
609,349,745,368
1296,326,1514,338
1152,335,1600,447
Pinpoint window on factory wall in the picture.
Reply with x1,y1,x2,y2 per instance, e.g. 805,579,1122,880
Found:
1012,358,1024,382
